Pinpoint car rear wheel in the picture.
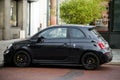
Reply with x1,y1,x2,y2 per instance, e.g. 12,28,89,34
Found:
13,51,31,67
81,52,100,70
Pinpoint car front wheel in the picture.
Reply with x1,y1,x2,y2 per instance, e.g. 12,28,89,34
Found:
13,51,31,67
81,52,100,70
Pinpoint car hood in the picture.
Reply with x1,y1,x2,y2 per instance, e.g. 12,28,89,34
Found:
13,39,30,44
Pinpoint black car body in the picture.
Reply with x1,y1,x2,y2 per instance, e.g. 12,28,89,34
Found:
4,24,113,70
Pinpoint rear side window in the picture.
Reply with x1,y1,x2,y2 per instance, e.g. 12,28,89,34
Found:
90,28,102,38
89,28,105,41
70,28,85,38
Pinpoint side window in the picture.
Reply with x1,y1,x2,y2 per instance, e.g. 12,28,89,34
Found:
38,28,67,39
70,28,85,38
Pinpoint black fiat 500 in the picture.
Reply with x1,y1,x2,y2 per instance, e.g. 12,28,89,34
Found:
4,25,113,70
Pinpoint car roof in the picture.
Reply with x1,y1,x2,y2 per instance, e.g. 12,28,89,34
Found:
50,24,95,29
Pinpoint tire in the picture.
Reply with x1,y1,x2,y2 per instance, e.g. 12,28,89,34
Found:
13,51,31,67
81,52,100,70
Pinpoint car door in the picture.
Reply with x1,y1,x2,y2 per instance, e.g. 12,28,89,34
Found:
30,27,70,63
69,27,90,63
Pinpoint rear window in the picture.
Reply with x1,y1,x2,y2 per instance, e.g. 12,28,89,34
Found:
89,28,107,42
89,28,103,38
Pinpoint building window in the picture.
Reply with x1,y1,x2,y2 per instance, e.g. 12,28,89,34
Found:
113,0,120,31
10,0,18,27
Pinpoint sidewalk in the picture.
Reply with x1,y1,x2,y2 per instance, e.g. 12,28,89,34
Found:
110,49,120,64
0,39,120,66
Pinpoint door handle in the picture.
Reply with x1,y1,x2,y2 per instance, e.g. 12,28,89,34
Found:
63,43,68,46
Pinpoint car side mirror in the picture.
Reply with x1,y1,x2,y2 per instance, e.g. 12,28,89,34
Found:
37,36,44,43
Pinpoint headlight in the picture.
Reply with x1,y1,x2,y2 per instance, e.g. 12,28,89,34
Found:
4,44,13,54
7,44,13,49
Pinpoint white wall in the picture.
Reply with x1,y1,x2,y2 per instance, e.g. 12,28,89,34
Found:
30,0,47,36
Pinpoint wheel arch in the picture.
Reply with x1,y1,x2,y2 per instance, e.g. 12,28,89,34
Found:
14,48,32,60
13,49,32,67
80,50,101,70
79,50,101,64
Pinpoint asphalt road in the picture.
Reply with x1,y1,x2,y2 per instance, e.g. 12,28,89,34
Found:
0,64,120,80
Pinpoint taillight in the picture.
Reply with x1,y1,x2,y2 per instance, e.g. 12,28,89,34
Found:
98,42,105,49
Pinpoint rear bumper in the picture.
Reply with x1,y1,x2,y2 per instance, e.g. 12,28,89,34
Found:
100,50,113,64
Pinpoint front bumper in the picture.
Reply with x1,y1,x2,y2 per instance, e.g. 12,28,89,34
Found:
4,49,14,65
